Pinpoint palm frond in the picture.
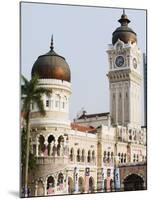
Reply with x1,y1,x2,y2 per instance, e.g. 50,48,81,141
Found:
22,97,31,113
21,75,29,86
21,85,27,96
33,95,46,116
21,74,47,117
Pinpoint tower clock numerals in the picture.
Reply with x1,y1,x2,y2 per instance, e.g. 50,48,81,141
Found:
115,56,125,67
133,57,137,69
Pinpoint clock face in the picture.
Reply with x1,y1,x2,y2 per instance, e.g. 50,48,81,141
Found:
133,58,137,69
115,56,124,67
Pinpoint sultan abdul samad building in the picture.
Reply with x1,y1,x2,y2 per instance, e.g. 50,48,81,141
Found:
22,11,147,196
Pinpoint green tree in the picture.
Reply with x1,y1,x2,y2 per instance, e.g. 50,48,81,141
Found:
21,74,51,197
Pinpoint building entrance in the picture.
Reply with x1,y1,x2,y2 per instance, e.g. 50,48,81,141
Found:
123,174,144,191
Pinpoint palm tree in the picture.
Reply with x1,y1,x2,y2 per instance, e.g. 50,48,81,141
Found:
21,74,51,197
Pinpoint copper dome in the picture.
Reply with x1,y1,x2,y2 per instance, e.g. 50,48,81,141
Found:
112,11,137,45
31,37,71,82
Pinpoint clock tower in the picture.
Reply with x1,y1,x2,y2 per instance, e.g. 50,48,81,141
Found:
107,11,142,128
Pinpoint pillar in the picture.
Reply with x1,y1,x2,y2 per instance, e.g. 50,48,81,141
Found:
49,142,53,156
101,169,105,192
44,179,47,196
74,167,79,193
66,173,69,194
35,181,38,197
44,141,48,156
36,139,39,157
60,141,64,156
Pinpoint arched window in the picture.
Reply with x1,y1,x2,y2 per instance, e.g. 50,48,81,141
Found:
39,135,45,156
57,173,64,185
81,149,85,162
103,151,107,163
92,150,95,163
118,153,121,163
70,148,74,161
47,176,55,194
77,149,80,162
55,94,60,109
107,152,110,163
62,96,67,110
47,135,55,156
121,153,123,163
87,150,91,163
111,152,114,162
136,154,139,162
133,154,136,162
46,100,49,107
129,130,132,140
57,136,64,156
124,153,126,163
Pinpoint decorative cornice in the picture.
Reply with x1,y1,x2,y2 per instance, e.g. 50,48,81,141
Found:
107,69,141,83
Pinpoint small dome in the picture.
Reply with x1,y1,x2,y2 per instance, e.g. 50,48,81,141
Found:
112,11,137,45
31,36,71,82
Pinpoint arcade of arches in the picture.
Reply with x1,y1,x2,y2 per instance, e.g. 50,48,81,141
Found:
35,174,95,196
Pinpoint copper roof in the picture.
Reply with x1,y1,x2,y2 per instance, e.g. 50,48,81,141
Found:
71,123,96,133
31,36,71,82
112,11,137,45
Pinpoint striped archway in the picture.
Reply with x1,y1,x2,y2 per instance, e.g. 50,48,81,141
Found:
123,173,145,191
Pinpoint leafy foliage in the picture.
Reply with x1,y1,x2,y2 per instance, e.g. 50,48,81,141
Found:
21,128,36,170
21,74,51,194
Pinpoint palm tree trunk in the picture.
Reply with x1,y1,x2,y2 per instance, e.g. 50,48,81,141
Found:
24,111,30,197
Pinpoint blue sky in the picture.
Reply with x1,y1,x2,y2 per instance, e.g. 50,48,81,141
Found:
21,2,146,122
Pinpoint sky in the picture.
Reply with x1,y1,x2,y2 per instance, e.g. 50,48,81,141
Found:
21,2,146,123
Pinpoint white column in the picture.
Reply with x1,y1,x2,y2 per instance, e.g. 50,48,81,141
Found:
54,140,57,156
54,177,57,194
49,143,52,156
36,139,39,157
66,173,69,194
44,180,47,196
74,167,79,193
116,87,118,124
122,85,125,125
35,181,38,197
44,141,48,156
51,141,55,156
60,141,64,156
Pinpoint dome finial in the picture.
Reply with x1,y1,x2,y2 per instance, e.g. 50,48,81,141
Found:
123,8,125,15
50,34,54,50
118,9,130,26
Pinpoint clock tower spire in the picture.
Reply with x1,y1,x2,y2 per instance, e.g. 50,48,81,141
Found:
107,10,142,128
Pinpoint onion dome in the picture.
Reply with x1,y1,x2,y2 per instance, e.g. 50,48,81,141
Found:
31,35,71,82
112,10,137,45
